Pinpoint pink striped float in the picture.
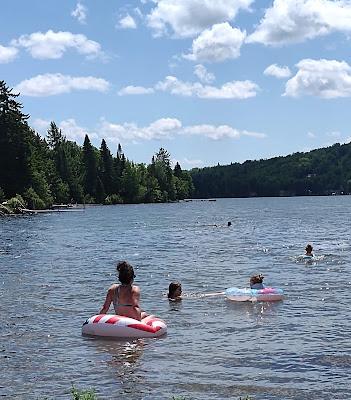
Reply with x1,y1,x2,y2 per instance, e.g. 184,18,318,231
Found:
82,314,167,338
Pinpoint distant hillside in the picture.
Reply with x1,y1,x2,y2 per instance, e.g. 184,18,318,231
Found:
190,143,351,198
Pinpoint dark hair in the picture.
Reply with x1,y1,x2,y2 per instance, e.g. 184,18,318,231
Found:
116,261,136,285
168,281,181,299
227,221,232,227
250,274,264,285
305,244,313,252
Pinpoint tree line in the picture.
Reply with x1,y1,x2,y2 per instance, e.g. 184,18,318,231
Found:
190,142,351,198
0,80,194,210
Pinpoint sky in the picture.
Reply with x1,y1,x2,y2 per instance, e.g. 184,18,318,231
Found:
1,0,351,169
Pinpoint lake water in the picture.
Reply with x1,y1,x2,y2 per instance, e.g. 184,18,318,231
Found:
0,197,350,400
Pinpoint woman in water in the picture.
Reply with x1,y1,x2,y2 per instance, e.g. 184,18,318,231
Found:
250,274,265,289
305,244,313,256
99,261,147,321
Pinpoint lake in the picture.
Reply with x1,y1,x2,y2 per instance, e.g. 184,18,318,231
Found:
0,197,350,399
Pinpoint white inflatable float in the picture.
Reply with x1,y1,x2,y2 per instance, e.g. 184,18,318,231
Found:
225,287,284,302
82,314,167,338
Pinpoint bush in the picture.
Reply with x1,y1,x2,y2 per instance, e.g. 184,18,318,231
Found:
83,194,95,204
6,194,26,212
104,194,123,205
23,187,45,210
0,203,12,215
71,386,97,400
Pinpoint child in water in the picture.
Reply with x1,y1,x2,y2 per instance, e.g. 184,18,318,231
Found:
305,244,313,256
250,274,265,289
168,281,182,301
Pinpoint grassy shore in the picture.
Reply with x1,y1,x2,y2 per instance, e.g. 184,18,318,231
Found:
69,387,252,400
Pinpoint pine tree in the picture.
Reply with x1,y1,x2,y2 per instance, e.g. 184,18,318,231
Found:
82,134,98,200
99,139,114,196
0,81,31,197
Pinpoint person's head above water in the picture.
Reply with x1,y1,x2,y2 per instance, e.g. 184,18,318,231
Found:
250,274,264,286
305,244,313,255
117,261,136,285
227,221,232,227
168,281,182,300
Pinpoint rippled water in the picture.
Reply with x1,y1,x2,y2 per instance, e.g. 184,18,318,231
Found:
0,197,350,399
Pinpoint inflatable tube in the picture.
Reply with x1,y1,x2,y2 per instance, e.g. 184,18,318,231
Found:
225,287,284,302
82,314,167,338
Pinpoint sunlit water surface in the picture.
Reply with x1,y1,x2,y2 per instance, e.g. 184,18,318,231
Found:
0,197,350,399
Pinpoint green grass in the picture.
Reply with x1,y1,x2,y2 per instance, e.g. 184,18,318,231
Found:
71,386,97,400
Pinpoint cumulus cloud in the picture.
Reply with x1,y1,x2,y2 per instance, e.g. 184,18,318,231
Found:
99,118,182,142
71,2,87,24
284,59,351,98
33,116,265,145
181,124,265,139
11,30,101,59
146,0,253,37
15,73,110,96
247,0,351,46
193,64,215,83
0,45,18,63
118,85,154,95
117,14,137,29
32,118,98,142
155,75,258,99
118,75,258,99
184,23,246,63
264,64,291,79
100,118,264,142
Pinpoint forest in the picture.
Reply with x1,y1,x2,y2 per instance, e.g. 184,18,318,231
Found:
190,142,351,198
0,80,193,212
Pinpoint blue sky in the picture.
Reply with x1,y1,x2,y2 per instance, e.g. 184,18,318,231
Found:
1,0,351,168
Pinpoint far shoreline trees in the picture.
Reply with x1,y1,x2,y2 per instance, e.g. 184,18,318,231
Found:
0,80,194,210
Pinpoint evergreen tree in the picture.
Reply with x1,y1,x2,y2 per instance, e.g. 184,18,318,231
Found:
47,122,64,149
0,81,31,197
99,139,114,196
82,134,98,200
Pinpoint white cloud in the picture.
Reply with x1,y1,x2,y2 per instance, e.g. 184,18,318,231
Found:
99,117,182,142
146,0,253,38
193,64,215,83
247,0,351,46
181,124,265,139
15,73,110,96
184,23,246,63
100,117,264,142
11,30,101,59
71,2,87,24
31,118,51,133
172,157,204,168
155,75,258,99
32,118,98,142
117,14,137,29
118,75,258,99
0,45,18,63
118,85,154,95
59,118,98,141
284,59,351,98
307,131,316,138
264,63,291,79
33,116,266,145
